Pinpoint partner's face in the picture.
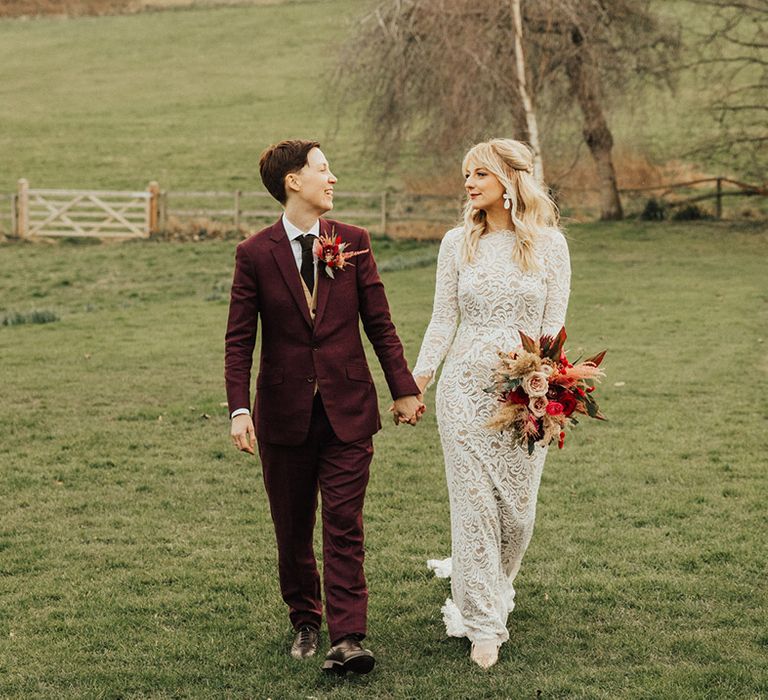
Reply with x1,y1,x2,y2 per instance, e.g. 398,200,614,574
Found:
294,147,337,212
464,161,505,212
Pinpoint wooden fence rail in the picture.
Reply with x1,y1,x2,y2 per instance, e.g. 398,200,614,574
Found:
162,189,462,236
617,177,767,219
4,176,764,239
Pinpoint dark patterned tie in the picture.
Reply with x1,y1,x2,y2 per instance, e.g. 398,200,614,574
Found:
298,234,315,294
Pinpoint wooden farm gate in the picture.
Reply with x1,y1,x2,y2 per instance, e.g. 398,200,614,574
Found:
13,179,159,239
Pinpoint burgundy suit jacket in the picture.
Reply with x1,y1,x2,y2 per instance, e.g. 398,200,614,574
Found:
225,217,420,446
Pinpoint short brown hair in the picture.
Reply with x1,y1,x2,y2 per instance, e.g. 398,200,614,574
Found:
259,139,320,204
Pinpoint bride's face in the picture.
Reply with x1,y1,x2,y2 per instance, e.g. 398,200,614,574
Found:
464,161,505,212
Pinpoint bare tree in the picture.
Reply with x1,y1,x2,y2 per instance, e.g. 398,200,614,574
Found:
338,0,679,220
686,0,767,183
526,2,680,218
511,0,544,181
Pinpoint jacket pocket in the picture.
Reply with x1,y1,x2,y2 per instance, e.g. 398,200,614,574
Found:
346,364,373,383
257,367,284,388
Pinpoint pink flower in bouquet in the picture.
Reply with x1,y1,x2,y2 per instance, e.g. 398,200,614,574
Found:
522,371,549,397
540,363,554,377
529,396,548,417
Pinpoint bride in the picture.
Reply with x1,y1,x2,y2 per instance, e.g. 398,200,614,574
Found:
411,138,571,669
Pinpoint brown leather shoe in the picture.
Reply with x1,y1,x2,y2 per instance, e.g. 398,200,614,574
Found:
322,636,375,675
291,625,319,659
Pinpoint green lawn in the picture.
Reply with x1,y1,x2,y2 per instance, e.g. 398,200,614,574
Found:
1,221,766,698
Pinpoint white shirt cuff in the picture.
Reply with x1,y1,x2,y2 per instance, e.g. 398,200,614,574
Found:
230,408,250,419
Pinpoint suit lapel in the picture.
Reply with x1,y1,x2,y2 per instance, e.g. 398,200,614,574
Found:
313,219,333,330
269,218,313,329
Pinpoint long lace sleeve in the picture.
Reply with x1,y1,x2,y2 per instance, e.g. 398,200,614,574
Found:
413,228,461,389
540,230,571,337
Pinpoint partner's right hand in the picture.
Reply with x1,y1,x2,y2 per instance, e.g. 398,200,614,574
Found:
231,414,256,454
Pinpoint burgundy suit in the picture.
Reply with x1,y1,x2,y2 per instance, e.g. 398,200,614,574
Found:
224,216,419,643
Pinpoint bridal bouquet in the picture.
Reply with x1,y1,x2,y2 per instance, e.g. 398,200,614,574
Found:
484,327,606,454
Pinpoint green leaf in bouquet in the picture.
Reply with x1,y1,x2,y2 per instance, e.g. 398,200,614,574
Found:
527,438,535,456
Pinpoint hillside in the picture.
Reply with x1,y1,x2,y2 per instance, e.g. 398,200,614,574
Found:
0,1,374,194
0,0,760,220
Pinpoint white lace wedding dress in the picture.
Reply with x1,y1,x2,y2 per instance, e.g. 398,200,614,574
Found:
413,225,571,645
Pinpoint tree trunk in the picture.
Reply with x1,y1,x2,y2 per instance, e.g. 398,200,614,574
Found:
511,0,545,182
565,29,624,220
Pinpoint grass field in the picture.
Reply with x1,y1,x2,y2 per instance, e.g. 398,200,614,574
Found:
0,0,371,194
1,221,766,698
0,0,752,208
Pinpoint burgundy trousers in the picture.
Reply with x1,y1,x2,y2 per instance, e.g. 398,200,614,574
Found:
258,392,373,644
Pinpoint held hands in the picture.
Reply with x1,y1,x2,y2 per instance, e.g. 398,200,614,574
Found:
388,375,431,426
231,413,256,454
389,394,426,426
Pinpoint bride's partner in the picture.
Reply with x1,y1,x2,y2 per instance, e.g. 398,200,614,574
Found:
226,139,424,675
411,138,571,669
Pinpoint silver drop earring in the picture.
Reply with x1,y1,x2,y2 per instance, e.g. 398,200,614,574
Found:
503,193,512,210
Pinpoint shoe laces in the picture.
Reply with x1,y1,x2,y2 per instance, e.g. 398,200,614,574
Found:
297,626,315,645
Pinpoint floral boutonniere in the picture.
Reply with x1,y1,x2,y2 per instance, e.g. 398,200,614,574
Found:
313,228,369,279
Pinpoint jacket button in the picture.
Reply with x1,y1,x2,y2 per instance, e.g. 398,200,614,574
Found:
307,377,315,383
313,346,319,351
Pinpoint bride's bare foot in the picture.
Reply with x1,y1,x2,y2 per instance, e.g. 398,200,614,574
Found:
470,641,499,669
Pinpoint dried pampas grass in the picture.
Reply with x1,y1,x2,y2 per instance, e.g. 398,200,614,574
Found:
486,403,526,433
497,350,541,378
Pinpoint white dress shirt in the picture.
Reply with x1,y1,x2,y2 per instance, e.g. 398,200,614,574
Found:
282,213,320,271
230,213,319,419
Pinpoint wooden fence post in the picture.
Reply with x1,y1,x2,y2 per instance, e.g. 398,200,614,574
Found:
380,190,388,236
234,190,242,229
715,178,723,219
159,190,168,234
16,179,29,239
147,181,160,235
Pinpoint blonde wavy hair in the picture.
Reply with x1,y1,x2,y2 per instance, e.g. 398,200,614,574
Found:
461,138,560,272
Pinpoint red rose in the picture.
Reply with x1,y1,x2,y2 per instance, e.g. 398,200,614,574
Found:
560,393,578,416
546,401,564,416
505,387,528,405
